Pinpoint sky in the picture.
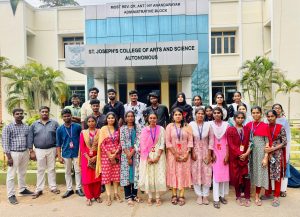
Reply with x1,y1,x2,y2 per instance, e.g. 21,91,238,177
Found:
25,0,144,7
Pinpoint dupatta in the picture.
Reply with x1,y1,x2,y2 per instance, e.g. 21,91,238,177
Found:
140,125,160,160
96,126,111,177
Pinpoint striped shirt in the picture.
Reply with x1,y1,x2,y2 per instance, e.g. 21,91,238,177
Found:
2,122,30,153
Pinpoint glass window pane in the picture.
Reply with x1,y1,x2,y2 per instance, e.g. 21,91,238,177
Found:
224,37,229,53
120,36,134,43
120,17,133,36
224,31,235,36
172,34,186,41
159,34,172,42
225,87,237,104
230,37,235,53
85,20,97,38
133,17,146,35
217,38,222,54
96,20,107,38
146,16,159,35
133,35,146,43
159,16,172,34
211,32,222,36
107,18,120,36
197,15,208,34
172,15,185,34
211,38,215,54
186,15,197,34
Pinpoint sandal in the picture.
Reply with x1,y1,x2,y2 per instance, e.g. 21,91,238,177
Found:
236,197,244,206
280,191,287,197
219,197,228,204
50,189,60,194
171,195,178,205
96,197,103,203
272,198,280,207
86,199,92,206
203,196,209,205
178,197,185,206
196,196,203,205
244,199,251,207
156,198,162,206
255,199,262,206
213,201,220,209
106,196,112,206
133,196,144,203
127,198,134,206
114,193,123,203
147,198,153,206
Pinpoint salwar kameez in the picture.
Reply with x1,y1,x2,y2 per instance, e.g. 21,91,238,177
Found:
189,121,214,197
80,130,102,200
210,121,230,202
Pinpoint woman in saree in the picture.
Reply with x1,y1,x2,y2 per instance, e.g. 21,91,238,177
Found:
139,112,167,206
80,116,102,206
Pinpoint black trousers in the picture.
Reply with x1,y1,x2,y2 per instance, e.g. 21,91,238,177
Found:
124,183,138,200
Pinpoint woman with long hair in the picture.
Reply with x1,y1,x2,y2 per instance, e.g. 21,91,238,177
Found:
80,116,102,206
120,111,142,206
192,95,204,120
204,106,214,122
212,92,229,121
166,107,193,206
139,112,167,206
189,108,214,205
98,112,122,206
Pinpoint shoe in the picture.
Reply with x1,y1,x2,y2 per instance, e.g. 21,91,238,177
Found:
32,191,43,199
8,195,19,205
19,188,34,196
62,190,74,198
50,189,61,194
75,189,85,197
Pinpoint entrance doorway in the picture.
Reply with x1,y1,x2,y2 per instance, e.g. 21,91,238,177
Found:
136,83,161,105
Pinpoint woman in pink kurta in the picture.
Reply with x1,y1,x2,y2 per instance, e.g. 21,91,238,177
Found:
99,112,122,206
166,107,193,206
80,116,102,206
189,107,214,205
211,107,229,209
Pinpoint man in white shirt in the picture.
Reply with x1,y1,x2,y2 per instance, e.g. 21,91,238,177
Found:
124,90,147,126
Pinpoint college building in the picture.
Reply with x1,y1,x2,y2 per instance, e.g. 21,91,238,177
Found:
0,0,300,121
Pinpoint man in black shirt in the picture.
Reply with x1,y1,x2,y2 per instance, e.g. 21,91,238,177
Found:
86,99,105,129
103,88,125,127
143,92,169,128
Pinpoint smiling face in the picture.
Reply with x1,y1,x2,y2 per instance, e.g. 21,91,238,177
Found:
196,109,205,122
213,109,222,121
273,105,282,116
130,93,138,103
251,108,262,121
87,117,96,128
233,92,241,103
13,111,24,122
89,90,98,100
107,114,116,126
238,105,247,114
125,112,135,125
148,113,157,125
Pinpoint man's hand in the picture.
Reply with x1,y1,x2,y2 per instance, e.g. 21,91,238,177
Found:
58,157,64,164
7,158,13,167
30,150,36,161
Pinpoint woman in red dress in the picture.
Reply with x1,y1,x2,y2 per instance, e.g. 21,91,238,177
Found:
80,116,102,206
98,112,122,206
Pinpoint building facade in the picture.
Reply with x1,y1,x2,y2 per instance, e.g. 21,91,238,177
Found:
0,0,300,122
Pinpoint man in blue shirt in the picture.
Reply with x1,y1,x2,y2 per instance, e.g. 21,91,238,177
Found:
56,109,84,198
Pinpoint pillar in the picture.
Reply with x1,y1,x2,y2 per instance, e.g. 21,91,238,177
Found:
161,82,169,109
181,76,192,105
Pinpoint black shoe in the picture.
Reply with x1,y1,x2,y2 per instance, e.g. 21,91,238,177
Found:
8,195,19,205
32,191,43,199
75,189,85,197
62,190,74,199
19,188,34,196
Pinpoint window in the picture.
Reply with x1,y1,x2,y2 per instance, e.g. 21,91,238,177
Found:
63,37,84,58
211,32,235,54
64,85,85,107
212,82,237,104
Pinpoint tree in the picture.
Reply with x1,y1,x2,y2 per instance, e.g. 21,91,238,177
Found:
2,62,69,115
39,0,79,8
240,56,285,109
276,79,300,123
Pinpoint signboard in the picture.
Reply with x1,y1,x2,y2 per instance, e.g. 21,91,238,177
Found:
65,40,198,68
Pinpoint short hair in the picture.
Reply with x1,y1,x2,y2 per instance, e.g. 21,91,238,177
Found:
88,87,99,93
71,93,80,99
233,111,246,119
61,109,72,116
90,99,100,105
251,106,262,113
148,92,159,98
107,88,116,94
39,106,50,112
12,108,24,115
129,89,138,95
265,109,277,117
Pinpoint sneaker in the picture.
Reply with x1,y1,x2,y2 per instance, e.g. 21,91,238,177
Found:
8,195,19,205
19,188,34,196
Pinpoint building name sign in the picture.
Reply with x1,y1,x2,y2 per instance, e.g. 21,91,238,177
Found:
65,40,198,68
106,0,185,17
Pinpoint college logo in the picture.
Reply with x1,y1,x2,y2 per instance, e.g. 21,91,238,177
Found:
68,46,85,67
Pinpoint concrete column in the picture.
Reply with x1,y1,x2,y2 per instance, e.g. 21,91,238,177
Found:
161,82,169,109
181,76,192,105
94,78,106,105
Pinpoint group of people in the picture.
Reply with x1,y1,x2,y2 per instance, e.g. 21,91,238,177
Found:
2,87,291,210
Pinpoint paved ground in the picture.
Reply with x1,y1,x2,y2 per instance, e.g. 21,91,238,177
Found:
0,185,299,217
